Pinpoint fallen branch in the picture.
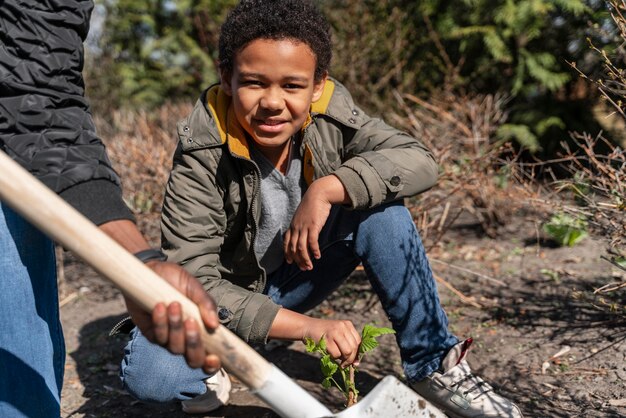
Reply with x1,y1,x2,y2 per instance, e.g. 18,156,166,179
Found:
59,292,79,308
431,259,506,286
433,273,482,308
600,255,626,274
594,279,626,294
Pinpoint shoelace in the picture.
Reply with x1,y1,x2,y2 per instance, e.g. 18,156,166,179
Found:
451,373,494,399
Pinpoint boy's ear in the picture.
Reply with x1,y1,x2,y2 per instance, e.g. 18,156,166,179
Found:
220,69,233,96
312,72,328,102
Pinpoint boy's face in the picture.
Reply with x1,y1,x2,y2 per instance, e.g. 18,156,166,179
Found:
221,38,327,162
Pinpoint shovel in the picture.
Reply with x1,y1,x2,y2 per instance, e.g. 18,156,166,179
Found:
0,150,446,418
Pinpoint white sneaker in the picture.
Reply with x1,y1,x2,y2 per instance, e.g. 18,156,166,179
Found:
411,339,523,418
181,368,231,414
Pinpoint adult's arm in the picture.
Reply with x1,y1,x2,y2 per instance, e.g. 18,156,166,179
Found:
0,0,132,224
0,0,219,370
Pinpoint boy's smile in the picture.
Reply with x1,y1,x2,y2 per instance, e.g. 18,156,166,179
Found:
221,38,327,169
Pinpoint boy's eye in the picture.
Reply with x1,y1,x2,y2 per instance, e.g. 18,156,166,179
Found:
242,79,263,86
284,83,304,90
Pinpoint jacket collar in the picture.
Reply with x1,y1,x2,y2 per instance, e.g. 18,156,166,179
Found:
205,85,251,159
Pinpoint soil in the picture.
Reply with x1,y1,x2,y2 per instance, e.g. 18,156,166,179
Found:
58,211,626,418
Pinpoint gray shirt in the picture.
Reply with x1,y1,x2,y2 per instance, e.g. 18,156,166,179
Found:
250,139,306,274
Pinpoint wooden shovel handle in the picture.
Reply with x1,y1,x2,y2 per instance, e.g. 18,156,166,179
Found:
0,151,271,389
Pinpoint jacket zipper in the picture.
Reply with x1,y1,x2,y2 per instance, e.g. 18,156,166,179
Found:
229,151,266,288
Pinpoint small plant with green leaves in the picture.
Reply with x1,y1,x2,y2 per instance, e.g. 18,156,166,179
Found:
542,212,588,247
540,268,561,283
305,324,395,407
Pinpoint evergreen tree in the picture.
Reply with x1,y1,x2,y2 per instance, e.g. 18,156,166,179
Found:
88,0,236,109
89,0,613,156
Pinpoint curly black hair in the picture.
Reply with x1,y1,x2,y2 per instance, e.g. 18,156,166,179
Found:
218,0,332,81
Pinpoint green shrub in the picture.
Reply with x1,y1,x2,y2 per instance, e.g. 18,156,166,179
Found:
542,212,588,247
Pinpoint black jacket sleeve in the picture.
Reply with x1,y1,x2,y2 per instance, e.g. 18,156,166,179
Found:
0,0,133,225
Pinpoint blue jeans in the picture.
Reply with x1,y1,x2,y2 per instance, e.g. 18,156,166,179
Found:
120,202,458,403
0,203,64,418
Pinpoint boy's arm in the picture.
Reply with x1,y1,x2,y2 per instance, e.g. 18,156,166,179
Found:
269,308,361,367
162,147,281,344
332,115,439,210
318,80,438,210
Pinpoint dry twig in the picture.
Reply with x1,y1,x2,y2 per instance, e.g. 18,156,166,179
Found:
433,273,482,309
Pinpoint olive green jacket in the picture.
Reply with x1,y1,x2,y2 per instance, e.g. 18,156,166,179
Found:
161,78,438,344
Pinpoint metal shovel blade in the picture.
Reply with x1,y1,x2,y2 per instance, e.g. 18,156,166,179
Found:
331,376,447,418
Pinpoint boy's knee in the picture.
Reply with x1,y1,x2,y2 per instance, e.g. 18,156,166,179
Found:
362,203,414,232
121,364,187,404
120,332,203,404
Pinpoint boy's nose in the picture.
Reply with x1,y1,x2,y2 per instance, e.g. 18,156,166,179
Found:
260,88,284,110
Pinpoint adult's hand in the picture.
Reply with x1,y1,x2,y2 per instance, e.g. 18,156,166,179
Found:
125,260,221,373
100,219,221,373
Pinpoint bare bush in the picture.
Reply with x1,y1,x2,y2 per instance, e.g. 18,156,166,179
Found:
562,0,626,268
95,102,192,242
572,0,626,119
391,90,542,243
557,133,625,255
539,0,626,317
529,132,626,319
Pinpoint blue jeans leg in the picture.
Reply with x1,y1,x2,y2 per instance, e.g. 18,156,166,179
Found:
0,203,64,418
265,202,458,383
120,328,210,403
352,203,458,382
264,245,360,314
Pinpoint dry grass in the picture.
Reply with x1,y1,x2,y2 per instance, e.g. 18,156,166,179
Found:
391,90,543,244
95,102,192,242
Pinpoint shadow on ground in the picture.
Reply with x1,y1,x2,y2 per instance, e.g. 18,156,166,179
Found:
458,271,626,418
65,312,384,417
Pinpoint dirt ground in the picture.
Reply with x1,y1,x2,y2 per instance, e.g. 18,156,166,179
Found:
58,210,626,418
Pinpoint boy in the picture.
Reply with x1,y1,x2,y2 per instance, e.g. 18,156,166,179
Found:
120,1,523,416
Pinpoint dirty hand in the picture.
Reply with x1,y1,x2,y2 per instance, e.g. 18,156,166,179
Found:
304,317,361,368
124,260,221,374
284,175,350,270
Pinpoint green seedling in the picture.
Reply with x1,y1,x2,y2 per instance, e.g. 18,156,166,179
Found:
542,212,588,247
305,324,395,407
540,268,560,283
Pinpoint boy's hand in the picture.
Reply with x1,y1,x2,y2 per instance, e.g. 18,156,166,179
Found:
284,185,331,270
268,309,360,367
303,317,361,367
284,175,350,270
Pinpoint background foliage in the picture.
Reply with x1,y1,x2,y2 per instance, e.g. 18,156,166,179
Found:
87,0,236,109
87,0,619,156
91,0,625,319
322,0,610,156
